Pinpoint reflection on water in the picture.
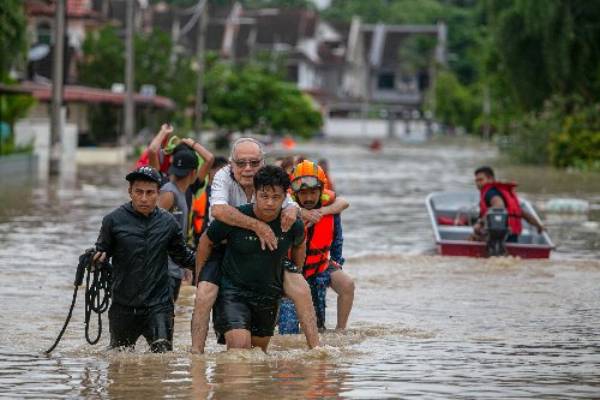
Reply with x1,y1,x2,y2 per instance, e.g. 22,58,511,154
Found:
1,140,599,398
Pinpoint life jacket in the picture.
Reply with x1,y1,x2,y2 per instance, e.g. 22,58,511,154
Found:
480,182,523,235
191,189,208,236
300,189,337,279
303,214,334,279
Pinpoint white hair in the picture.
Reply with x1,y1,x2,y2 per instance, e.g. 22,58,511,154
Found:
229,137,265,160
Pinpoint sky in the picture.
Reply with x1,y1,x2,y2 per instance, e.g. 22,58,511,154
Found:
310,0,331,9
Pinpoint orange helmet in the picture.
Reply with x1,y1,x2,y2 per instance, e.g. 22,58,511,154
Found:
290,160,328,192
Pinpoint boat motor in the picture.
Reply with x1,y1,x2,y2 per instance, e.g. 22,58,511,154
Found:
485,208,509,256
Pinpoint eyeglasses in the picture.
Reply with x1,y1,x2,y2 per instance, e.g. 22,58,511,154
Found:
233,159,263,168
291,176,321,192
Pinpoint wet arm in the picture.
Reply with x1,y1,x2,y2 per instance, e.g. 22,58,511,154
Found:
212,204,262,231
521,209,544,232
158,191,175,211
195,232,213,282
168,226,195,270
95,215,113,258
291,237,307,270
320,196,349,216
181,138,215,181
147,124,171,169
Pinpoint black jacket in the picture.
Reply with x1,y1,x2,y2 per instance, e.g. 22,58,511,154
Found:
95,202,195,308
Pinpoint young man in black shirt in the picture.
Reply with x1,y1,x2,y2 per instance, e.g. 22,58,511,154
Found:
195,166,306,351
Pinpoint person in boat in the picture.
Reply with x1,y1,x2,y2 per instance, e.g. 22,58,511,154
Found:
195,165,306,352
93,166,196,352
279,160,353,332
472,166,545,242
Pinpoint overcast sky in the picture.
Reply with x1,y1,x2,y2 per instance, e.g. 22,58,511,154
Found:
310,0,331,9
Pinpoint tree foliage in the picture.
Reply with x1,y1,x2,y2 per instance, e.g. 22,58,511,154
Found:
0,0,27,79
205,62,322,137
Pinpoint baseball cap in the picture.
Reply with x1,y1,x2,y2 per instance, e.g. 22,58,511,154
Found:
126,166,162,185
168,149,199,177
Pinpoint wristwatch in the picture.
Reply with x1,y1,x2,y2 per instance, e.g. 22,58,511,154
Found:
283,259,301,273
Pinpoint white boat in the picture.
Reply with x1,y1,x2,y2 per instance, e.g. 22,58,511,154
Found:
426,191,555,258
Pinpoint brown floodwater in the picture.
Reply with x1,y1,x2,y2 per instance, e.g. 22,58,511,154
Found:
1,140,599,398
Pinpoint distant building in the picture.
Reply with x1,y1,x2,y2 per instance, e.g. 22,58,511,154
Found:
119,1,447,120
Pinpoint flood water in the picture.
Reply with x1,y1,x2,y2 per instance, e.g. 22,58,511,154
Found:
1,139,599,399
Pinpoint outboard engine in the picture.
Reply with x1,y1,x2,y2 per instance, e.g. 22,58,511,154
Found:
485,208,509,256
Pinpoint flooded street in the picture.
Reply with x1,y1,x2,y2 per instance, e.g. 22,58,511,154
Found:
1,139,599,398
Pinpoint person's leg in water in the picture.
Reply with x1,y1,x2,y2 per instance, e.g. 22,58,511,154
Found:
191,252,223,353
191,281,219,353
108,304,143,351
250,336,271,352
224,329,251,349
143,303,174,353
308,272,330,332
329,269,355,330
282,270,320,348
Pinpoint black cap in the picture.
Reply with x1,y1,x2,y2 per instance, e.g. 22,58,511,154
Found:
126,166,162,185
168,149,199,177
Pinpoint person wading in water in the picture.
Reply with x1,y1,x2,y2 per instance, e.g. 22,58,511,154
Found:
195,166,306,352
93,166,195,352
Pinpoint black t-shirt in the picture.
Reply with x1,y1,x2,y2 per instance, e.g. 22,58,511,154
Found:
484,187,505,207
207,204,305,300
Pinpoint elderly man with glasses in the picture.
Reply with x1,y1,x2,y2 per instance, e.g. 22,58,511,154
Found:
191,138,347,353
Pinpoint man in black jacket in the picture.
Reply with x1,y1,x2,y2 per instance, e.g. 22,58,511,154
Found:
93,166,196,352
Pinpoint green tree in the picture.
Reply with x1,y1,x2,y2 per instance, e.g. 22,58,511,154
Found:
0,79,36,155
79,26,125,89
205,62,322,137
432,70,478,132
489,0,600,111
0,0,27,80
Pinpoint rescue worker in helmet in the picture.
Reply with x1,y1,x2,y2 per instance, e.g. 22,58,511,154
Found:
282,160,353,331
472,166,545,242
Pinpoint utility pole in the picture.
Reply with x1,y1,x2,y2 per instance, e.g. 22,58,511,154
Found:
194,1,208,136
51,0,66,153
124,0,135,155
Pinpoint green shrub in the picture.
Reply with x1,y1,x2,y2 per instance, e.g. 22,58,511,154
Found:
498,99,563,165
500,95,600,170
549,105,600,170
433,70,479,133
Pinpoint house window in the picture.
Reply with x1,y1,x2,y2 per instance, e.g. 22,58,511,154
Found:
37,22,52,45
377,72,395,90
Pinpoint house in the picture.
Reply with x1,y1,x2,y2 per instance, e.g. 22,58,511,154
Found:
88,1,447,139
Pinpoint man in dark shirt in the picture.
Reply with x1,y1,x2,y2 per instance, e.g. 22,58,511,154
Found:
94,166,196,352
195,166,306,352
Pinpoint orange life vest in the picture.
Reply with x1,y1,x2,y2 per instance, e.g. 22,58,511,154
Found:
300,189,337,278
191,189,208,236
303,214,334,279
480,182,523,235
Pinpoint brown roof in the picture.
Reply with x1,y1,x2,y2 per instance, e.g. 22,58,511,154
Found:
26,0,102,19
15,81,175,109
